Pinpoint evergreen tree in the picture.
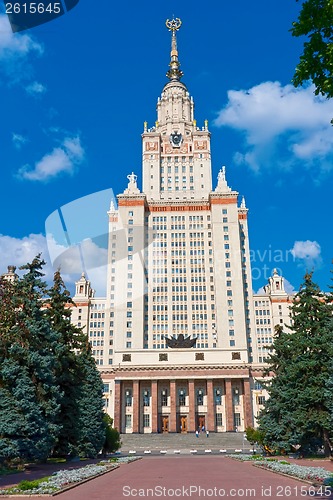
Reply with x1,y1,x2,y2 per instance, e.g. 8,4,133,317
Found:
47,270,106,458
324,268,333,450
259,273,333,456
46,270,86,457
0,256,62,463
75,343,105,458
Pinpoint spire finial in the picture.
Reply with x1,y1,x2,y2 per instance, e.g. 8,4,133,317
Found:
166,18,183,81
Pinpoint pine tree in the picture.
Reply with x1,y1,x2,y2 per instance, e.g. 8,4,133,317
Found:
47,270,106,458
259,272,333,456
75,343,105,458
324,268,333,452
0,256,62,463
46,270,86,457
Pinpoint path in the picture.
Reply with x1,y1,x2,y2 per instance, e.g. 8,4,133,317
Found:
4,456,332,500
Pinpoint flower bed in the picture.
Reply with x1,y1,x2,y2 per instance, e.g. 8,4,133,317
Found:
227,455,333,483
98,456,139,465
0,463,113,496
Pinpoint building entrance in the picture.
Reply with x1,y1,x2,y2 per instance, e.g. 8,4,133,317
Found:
180,415,187,433
161,416,169,433
198,415,205,431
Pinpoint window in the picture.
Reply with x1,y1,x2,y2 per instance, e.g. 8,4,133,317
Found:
103,383,109,393
178,388,186,406
161,389,168,406
215,388,222,405
125,415,132,428
254,381,262,391
196,388,204,406
216,413,223,426
143,414,150,428
143,390,150,407
232,388,240,405
258,396,266,405
234,413,241,428
125,389,132,407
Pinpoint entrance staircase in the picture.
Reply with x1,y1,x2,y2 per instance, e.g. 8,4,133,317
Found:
120,432,252,453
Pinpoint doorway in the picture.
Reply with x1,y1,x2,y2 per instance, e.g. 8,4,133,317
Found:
161,416,169,433
198,415,205,431
180,415,187,433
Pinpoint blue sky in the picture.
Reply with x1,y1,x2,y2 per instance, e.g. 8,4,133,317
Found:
0,0,332,295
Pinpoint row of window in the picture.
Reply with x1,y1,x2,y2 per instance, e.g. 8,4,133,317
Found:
124,413,237,429
124,388,226,407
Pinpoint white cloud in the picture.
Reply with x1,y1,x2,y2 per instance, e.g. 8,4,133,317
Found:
17,136,85,181
290,240,322,268
12,132,28,149
0,233,53,280
25,81,47,96
214,81,333,174
47,236,107,274
46,235,107,295
283,278,296,295
0,233,107,296
0,15,43,57
0,14,43,82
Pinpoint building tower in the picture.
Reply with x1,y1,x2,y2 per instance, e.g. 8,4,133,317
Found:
99,18,259,434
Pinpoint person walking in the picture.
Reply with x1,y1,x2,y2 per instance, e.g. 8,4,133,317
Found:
206,429,209,438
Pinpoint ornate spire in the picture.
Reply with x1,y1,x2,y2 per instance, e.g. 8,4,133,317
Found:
166,18,183,81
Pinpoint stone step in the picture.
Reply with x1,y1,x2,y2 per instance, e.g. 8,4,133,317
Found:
120,432,251,451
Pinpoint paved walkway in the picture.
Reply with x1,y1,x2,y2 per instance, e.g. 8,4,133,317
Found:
3,456,333,500
0,458,101,490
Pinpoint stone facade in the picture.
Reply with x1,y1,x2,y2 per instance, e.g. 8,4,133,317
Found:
70,20,295,433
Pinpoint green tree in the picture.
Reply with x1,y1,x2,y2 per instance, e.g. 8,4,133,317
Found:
258,273,333,456
102,414,121,455
245,426,264,453
75,343,105,458
46,270,86,457
292,0,333,101
0,256,62,463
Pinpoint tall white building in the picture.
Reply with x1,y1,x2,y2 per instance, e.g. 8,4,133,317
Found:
71,19,294,434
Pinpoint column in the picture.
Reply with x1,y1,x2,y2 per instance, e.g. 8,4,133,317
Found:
225,379,234,431
132,380,140,433
151,380,158,433
169,380,177,433
114,380,122,433
243,378,253,428
188,380,196,432
206,379,215,432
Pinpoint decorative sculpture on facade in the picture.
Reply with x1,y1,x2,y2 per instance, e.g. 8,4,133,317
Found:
165,334,197,349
